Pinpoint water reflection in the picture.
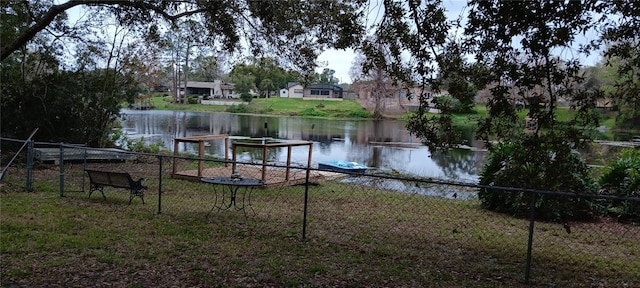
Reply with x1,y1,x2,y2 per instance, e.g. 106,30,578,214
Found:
120,109,486,181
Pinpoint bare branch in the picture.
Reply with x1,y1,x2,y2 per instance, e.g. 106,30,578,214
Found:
1,0,208,61
1,0,83,61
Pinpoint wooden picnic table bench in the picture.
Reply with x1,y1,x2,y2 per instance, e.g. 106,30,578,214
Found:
85,169,147,204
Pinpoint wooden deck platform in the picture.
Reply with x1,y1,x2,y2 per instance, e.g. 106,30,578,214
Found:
172,165,344,188
171,134,325,188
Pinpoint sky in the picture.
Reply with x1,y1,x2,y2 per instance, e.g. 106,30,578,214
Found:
316,0,469,84
316,48,357,84
318,0,603,84
59,0,602,84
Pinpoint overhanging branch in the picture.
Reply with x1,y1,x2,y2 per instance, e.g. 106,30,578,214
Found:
1,0,82,61
1,0,208,61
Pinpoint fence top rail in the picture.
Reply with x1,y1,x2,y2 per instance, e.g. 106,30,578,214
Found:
175,134,229,143
0,137,33,143
364,173,640,202
232,140,313,148
40,142,640,203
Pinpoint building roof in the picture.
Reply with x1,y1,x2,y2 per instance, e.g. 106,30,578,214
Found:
307,84,343,91
286,82,302,88
181,81,215,88
179,80,234,90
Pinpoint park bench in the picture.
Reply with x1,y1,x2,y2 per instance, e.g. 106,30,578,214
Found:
85,169,147,204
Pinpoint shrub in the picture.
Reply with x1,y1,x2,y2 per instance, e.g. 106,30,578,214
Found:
119,136,165,153
187,96,199,104
598,148,640,222
347,109,372,118
299,108,328,117
226,104,253,114
434,95,467,113
478,134,598,222
132,140,165,154
614,108,640,130
240,93,253,103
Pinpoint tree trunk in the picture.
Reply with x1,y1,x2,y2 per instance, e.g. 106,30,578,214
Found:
373,67,384,119
183,42,190,104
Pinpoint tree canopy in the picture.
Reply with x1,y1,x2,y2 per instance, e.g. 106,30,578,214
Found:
316,68,340,85
2,0,638,147
1,0,366,68
357,0,637,148
354,0,639,220
228,57,300,96
1,0,365,142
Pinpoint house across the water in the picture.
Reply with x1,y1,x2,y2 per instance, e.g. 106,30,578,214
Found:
179,80,236,99
280,83,344,100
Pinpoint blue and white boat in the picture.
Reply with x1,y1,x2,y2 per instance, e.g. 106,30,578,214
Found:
318,160,368,174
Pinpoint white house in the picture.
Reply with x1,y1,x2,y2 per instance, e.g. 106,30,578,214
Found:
180,80,236,98
280,82,304,98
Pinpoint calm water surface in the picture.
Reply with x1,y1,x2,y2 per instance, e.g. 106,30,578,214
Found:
120,109,485,182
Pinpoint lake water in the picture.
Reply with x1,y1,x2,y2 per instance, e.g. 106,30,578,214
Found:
119,109,486,182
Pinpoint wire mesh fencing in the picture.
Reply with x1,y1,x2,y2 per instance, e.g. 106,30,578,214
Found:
305,174,639,285
2,142,639,286
0,137,35,191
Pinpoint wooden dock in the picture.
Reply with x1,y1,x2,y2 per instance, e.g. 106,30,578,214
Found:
173,165,344,188
34,148,137,164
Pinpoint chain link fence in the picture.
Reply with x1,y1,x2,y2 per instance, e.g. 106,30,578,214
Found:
2,141,639,286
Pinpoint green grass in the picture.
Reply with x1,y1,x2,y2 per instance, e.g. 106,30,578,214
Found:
145,95,370,119
2,165,639,287
252,97,361,111
251,98,370,118
145,95,622,132
147,96,229,113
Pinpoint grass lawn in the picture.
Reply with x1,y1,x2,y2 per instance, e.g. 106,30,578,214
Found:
145,96,369,119
147,96,228,113
144,95,625,133
1,164,638,287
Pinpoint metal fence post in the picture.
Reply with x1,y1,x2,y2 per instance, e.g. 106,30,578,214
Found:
26,140,34,192
158,155,163,214
82,144,87,192
525,192,538,283
59,143,64,197
302,165,310,240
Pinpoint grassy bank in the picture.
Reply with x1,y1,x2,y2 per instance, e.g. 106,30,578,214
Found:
143,96,624,134
147,96,370,119
1,167,638,287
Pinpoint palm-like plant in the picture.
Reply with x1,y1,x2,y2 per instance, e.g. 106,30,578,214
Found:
259,78,274,99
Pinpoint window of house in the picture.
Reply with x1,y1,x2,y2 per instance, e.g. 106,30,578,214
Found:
311,90,320,95
321,90,330,95
294,89,303,93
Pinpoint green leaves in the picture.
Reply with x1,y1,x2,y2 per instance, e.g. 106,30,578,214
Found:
317,68,340,85
229,57,299,95
478,134,598,222
597,148,640,221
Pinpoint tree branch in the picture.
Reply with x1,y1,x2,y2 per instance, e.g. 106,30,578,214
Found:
1,0,208,61
1,0,83,61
